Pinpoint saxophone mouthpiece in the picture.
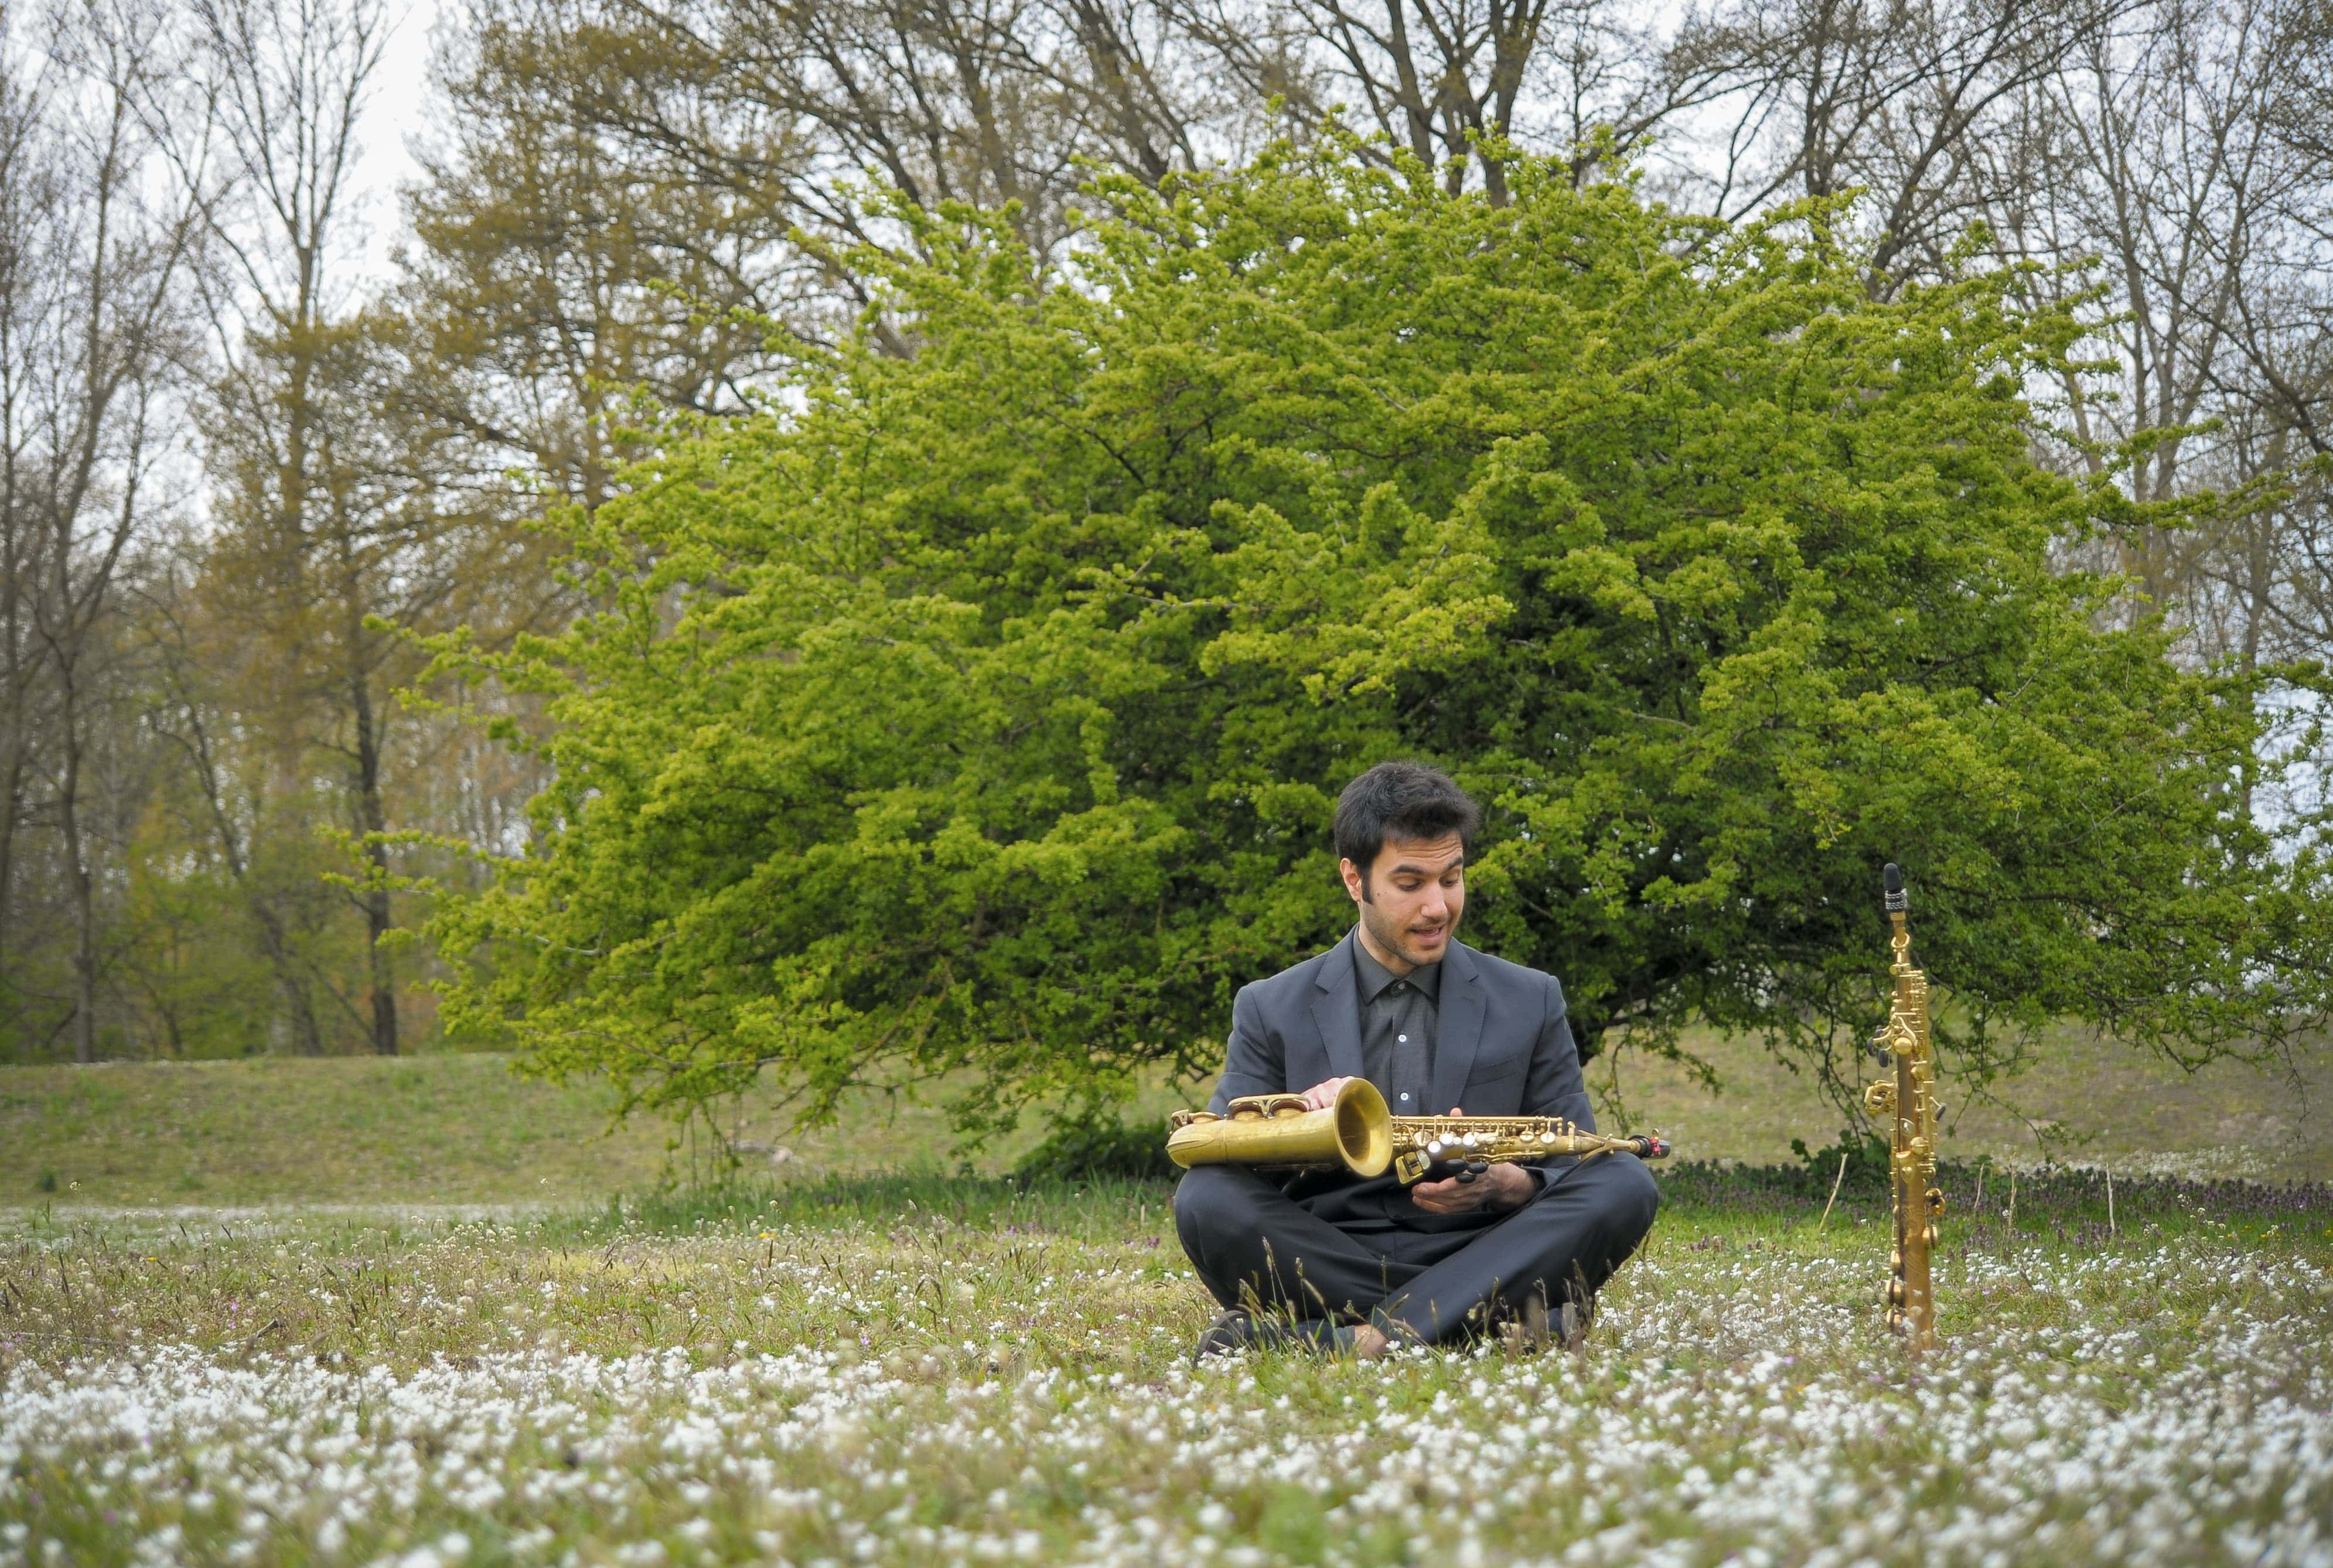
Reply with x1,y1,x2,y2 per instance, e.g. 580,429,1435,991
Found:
1637,1135,1672,1160
1883,862,1906,914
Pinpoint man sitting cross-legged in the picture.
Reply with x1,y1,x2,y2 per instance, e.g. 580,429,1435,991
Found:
1174,761,1660,1360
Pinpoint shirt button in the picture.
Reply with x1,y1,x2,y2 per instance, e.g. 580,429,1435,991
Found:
1397,1034,1408,1043
1400,1094,1411,1101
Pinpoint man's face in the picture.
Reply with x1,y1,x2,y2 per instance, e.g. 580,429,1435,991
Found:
1341,832,1466,972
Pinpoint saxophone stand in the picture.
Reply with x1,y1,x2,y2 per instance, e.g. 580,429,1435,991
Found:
1863,862,1945,1352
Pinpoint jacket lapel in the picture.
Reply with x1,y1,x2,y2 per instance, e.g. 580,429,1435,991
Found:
1428,941,1486,1114
1308,931,1367,1082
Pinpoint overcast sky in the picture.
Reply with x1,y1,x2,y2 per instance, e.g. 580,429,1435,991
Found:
350,0,442,281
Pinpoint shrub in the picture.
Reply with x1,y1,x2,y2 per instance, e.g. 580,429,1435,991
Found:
425,139,2332,1140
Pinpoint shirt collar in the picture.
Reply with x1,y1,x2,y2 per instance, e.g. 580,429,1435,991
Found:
1352,933,1441,1003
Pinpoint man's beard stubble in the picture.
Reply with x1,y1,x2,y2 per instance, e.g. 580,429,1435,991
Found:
1359,893,1455,970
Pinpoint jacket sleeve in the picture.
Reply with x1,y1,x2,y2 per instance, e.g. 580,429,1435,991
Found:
1512,974,1594,1190
1520,972,1594,1130
1206,982,1286,1114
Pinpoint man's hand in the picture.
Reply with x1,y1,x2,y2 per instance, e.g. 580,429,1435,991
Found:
1410,1160,1533,1213
1408,1104,1535,1214
1297,1076,1357,1111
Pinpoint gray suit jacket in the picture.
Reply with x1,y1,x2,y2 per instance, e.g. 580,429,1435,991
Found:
1205,930,1595,1228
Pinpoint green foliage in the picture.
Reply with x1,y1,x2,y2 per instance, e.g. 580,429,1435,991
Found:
425,141,2332,1136
1013,1120,1181,1184
1790,1130,1895,1194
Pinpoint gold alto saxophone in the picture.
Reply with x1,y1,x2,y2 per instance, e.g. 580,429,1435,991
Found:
1861,862,1945,1350
1166,1081,1669,1183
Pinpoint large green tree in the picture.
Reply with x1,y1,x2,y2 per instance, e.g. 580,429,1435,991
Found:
426,143,2332,1134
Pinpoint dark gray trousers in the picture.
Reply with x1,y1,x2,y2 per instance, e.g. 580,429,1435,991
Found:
1172,1155,1659,1345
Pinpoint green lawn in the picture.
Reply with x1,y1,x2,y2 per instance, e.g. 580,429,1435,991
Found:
1609,1022,2333,1181
4,1026,2327,1211
2,1171,2328,1567
0,1054,1054,1207
5,1036,2328,1565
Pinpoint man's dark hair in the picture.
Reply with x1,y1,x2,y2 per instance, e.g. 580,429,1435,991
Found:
1333,761,1482,885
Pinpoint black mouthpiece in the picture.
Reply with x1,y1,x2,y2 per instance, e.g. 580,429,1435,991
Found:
1883,862,1906,912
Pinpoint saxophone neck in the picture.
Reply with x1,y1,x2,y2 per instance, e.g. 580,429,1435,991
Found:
1885,910,1910,970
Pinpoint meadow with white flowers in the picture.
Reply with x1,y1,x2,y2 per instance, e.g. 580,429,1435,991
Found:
3,1166,2331,1568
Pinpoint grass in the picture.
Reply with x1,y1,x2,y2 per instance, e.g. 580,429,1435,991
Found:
1599,1021,2333,1182
0,1055,1171,1208
3,1046,2331,1566
6,1023,2329,1210
2,1164,2330,1566
0,1054,759,1207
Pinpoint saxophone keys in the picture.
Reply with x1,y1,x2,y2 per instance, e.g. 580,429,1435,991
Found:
1926,1187,1947,1216
1922,1225,1939,1248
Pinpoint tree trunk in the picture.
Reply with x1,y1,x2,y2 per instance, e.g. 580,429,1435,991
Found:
166,675,329,1056
363,877,396,1055
56,681,96,1064
255,904,325,1055
347,643,397,1056
0,740,22,1008
0,565,26,999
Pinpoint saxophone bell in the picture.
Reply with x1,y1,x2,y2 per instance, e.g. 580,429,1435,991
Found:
1165,1077,1394,1178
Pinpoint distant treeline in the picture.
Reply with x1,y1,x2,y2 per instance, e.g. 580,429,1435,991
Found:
2,0,2328,1065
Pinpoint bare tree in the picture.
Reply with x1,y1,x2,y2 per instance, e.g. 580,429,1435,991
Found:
1177,0,1735,199
0,0,204,1062
397,0,808,506
1963,0,2332,674
160,0,412,1053
442,0,1227,316
655,0,1217,250
137,559,333,1054
1659,0,2136,290
2201,0,2333,668
0,37,64,1040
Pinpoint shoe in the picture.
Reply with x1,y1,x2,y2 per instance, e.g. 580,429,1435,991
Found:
1557,1297,1594,1354
1192,1309,1255,1361
1494,1291,1552,1355
1194,1311,1356,1360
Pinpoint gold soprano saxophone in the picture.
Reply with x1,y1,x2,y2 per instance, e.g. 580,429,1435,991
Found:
1862,862,1945,1350
1165,1080,1669,1184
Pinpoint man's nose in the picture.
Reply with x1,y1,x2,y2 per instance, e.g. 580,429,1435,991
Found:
1417,884,1449,921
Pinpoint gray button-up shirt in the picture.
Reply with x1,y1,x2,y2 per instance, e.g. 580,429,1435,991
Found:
1353,938,1440,1115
